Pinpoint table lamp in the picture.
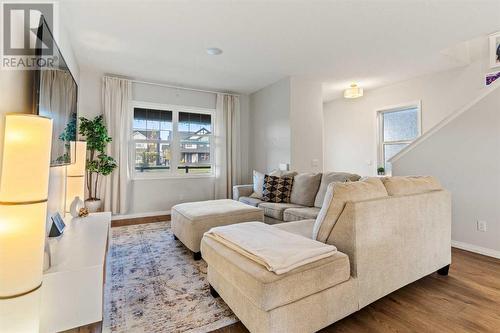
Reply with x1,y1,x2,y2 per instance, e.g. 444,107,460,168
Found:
0,114,53,298
65,141,86,213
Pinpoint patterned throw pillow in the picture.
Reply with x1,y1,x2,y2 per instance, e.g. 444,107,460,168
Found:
262,175,294,203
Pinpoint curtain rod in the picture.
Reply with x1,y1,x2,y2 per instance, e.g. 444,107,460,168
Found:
105,76,240,97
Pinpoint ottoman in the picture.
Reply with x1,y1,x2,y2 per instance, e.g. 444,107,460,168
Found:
171,199,264,260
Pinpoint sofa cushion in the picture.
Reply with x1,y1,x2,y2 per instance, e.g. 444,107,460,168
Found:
313,178,388,242
382,176,442,196
274,219,315,238
290,172,322,206
283,207,321,222
250,170,266,199
314,172,361,208
250,170,296,199
258,202,303,220
262,175,294,203
239,196,263,207
201,235,350,311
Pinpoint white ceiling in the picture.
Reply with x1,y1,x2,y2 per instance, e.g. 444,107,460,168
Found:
60,0,500,100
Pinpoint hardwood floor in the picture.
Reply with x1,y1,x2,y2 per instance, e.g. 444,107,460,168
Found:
213,248,500,333
111,214,170,227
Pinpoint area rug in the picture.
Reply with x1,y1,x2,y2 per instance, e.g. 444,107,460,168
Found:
103,221,238,333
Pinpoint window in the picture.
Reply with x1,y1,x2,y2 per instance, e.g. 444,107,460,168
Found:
177,111,212,175
377,103,421,173
132,104,214,177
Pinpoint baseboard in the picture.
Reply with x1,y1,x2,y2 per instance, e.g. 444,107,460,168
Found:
111,210,171,228
452,240,500,259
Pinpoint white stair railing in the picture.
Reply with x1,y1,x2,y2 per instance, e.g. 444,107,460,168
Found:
390,78,500,164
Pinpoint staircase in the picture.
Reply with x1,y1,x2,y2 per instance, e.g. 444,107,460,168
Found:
389,78,500,258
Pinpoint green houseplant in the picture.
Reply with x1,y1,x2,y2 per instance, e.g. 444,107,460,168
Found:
377,166,385,175
79,115,117,212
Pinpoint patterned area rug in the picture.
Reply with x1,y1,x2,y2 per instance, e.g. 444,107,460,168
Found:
103,222,238,333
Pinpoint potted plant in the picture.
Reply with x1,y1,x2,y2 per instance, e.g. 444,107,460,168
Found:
78,115,117,212
377,166,385,176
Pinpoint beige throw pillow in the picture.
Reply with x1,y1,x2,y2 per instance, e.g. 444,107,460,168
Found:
290,172,322,206
312,178,388,242
382,176,442,196
314,172,362,208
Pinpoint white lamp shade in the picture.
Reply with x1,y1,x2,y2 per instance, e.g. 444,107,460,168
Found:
65,141,86,212
0,115,52,298
0,202,47,297
0,115,52,202
66,141,86,177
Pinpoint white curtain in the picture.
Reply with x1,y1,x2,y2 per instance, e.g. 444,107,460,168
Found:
102,76,132,214
214,94,242,199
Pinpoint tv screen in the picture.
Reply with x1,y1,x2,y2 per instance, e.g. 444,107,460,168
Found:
34,17,78,166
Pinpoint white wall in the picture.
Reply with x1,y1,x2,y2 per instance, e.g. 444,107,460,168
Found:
290,78,323,173
392,86,500,256
78,69,251,214
248,77,324,174
248,77,291,173
323,38,490,176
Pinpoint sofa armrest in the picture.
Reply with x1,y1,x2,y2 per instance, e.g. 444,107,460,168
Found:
327,190,451,308
233,184,254,200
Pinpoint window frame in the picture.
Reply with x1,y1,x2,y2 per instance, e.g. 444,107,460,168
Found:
376,101,422,174
131,101,216,180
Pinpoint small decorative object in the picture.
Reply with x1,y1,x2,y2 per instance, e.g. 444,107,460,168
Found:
377,167,385,176
78,207,89,218
49,213,66,237
485,71,500,86
489,32,500,68
79,116,118,212
69,196,85,218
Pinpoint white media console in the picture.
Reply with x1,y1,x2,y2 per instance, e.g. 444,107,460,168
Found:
40,212,111,332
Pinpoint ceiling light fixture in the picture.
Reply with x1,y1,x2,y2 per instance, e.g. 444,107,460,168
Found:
206,47,223,55
344,83,363,99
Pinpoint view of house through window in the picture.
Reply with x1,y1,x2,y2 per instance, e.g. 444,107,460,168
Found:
178,112,212,174
378,104,421,173
132,106,213,176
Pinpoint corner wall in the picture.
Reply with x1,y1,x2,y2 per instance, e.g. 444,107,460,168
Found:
248,77,324,174
290,78,323,173
248,78,291,173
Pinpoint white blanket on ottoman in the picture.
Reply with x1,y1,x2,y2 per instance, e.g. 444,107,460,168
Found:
204,222,336,274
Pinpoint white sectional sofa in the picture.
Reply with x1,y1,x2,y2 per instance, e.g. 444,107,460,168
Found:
233,171,361,224
202,176,451,333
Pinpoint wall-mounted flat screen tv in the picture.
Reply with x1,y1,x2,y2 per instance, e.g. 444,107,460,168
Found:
33,16,78,166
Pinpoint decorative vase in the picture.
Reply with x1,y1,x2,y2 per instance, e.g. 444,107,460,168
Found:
69,196,85,218
85,199,102,213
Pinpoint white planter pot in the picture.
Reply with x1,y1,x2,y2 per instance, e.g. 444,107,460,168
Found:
85,199,102,213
